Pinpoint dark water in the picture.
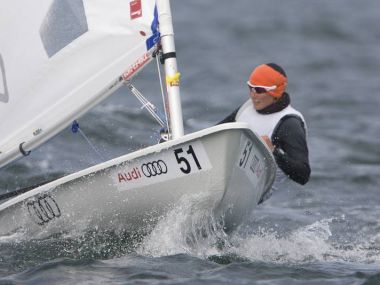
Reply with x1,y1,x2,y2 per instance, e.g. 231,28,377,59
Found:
1,0,380,284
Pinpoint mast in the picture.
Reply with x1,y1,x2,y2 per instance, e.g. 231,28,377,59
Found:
157,0,184,139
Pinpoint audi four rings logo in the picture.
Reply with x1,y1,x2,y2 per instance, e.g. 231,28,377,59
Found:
26,194,61,225
141,160,168,177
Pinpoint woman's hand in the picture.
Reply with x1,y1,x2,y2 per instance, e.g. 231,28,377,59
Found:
261,135,274,152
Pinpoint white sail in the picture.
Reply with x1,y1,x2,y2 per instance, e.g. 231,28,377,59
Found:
0,0,277,239
0,0,159,168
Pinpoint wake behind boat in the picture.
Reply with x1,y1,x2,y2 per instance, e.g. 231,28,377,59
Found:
0,0,276,239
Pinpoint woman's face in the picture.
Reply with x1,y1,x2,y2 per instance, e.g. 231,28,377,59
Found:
249,88,277,110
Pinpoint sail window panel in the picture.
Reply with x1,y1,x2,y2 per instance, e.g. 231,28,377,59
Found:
39,0,88,57
0,54,9,103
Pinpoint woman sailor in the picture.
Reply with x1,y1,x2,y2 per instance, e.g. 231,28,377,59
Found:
219,63,311,201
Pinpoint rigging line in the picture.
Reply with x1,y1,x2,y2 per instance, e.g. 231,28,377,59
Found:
155,53,170,133
71,121,106,161
127,83,166,127
77,128,106,161
128,84,157,119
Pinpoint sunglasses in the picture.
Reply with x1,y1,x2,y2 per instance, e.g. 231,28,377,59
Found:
247,81,277,94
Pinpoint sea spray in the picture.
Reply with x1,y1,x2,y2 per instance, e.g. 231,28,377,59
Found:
138,192,229,258
227,218,380,264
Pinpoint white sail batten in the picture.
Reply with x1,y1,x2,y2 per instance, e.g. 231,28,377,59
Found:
157,0,184,139
0,0,159,169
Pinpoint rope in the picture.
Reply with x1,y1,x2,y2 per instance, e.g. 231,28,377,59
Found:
127,83,166,127
71,121,106,161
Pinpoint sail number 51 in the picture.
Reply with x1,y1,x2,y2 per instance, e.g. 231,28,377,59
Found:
173,145,202,174
239,140,252,168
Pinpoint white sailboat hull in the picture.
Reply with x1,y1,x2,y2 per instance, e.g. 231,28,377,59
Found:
0,123,276,238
